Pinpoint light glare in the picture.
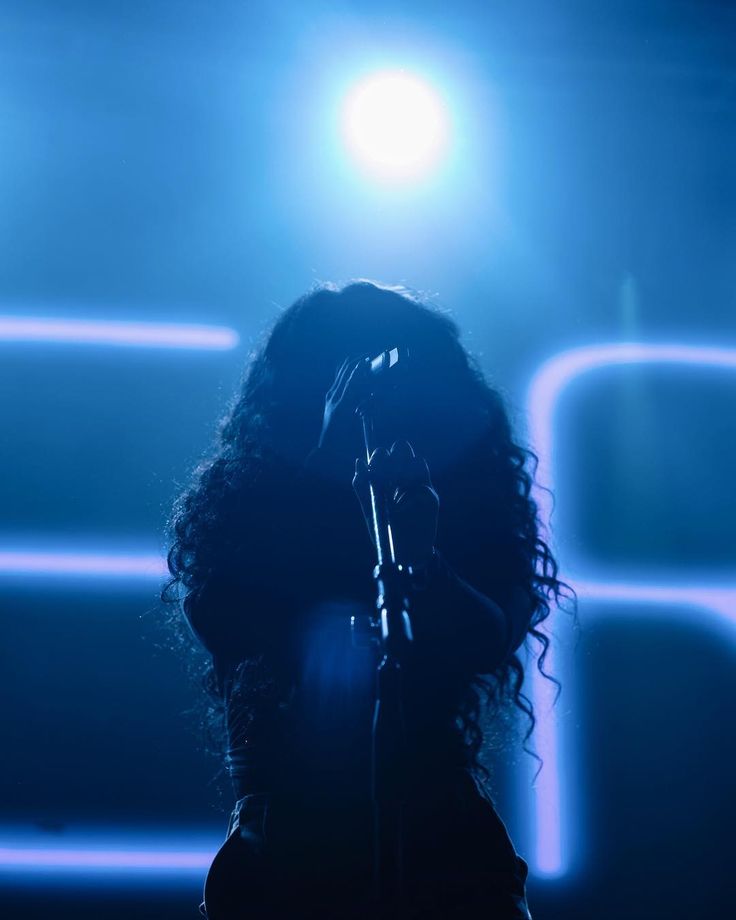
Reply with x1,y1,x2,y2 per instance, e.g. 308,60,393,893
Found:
342,70,449,179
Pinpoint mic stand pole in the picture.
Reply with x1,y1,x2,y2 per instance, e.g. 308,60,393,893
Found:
353,399,414,914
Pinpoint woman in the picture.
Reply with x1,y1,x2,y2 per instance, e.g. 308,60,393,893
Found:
164,281,566,918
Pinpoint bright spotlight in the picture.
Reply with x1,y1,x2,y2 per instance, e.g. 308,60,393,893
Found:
342,70,450,180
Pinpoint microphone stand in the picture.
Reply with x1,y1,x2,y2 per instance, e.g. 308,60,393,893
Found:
353,397,414,913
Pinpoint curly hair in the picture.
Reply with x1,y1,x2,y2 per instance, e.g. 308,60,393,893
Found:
163,280,571,775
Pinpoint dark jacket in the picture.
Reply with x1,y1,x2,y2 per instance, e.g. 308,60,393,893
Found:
191,550,532,919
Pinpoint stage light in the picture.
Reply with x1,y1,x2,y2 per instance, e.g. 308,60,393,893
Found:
341,69,450,180
525,343,736,878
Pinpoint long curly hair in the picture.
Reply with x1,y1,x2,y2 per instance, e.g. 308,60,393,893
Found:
163,280,570,774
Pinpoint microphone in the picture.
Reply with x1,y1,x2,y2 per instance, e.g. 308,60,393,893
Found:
357,347,410,457
366,346,409,383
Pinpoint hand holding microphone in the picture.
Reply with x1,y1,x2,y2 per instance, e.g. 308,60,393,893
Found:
353,440,439,570
308,347,410,477
308,347,438,566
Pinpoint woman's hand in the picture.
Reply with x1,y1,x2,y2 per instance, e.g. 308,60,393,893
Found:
304,356,371,479
352,440,439,569
320,355,371,448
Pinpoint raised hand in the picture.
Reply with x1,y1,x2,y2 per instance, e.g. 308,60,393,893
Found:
319,356,371,450
303,356,371,480
352,439,439,569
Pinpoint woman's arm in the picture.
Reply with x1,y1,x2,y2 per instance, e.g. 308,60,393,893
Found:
408,549,533,675
350,439,534,674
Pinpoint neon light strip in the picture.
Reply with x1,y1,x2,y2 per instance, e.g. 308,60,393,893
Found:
0,827,221,876
0,550,167,579
575,580,736,626
0,316,239,350
0,313,236,579
0,846,213,873
528,344,736,535
525,343,736,878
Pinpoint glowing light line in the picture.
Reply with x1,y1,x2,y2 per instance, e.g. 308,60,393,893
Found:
0,316,239,350
525,342,736,878
0,846,213,872
0,313,236,577
574,580,736,625
0,550,167,579
528,344,736,540
0,827,222,877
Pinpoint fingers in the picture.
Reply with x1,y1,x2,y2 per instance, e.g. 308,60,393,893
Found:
352,446,389,504
352,455,370,501
353,443,439,562
327,355,367,402
396,444,432,488
391,444,438,516
357,441,433,492
352,456,373,541
327,357,354,399
335,355,370,406
388,440,432,492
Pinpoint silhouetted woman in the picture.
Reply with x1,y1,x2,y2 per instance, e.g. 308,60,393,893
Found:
164,281,565,918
